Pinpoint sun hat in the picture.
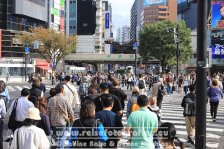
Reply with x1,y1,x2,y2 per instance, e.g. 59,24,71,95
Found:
26,107,41,120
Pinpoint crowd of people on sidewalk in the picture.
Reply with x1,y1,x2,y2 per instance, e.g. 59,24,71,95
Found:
0,70,223,148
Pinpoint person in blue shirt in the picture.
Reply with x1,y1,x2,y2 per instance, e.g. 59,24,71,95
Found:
95,94,123,148
207,79,224,122
70,100,108,148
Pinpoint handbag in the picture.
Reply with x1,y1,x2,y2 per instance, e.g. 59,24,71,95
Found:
8,99,18,130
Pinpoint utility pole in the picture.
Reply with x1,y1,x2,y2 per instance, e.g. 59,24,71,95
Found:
174,25,180,77
195,0,207,148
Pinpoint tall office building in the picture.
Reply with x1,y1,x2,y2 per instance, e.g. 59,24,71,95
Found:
65,0,77,35
116,28,121,43
121,25,130,44
0,0,49,79
141,0,177,27
177,0,197,30
130,0,144,42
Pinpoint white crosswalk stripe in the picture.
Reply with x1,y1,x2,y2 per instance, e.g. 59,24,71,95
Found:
117,101,224,149
14,86,23,91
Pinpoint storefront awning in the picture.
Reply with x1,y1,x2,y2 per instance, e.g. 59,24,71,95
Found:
36,66,51,70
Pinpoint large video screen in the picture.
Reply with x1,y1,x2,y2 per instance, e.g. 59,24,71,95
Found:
211,30,224,58
212,1,224,29
144,0,167,6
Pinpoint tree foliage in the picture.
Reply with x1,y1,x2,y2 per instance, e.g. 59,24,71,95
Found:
139,20,192,70
16,27,77,70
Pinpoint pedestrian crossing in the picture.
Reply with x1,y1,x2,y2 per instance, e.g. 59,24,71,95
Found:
117,101,224,149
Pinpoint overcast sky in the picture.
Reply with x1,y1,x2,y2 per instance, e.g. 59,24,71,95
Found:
109,0,135,33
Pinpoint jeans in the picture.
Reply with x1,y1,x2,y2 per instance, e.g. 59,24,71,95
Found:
210,101,219,118
166,84,172,95
184,86,188,95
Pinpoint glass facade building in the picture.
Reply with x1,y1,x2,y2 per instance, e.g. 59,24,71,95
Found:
0,0,48,57
69,0,76,35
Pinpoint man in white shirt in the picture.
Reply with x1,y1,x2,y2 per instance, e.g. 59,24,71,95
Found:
10,107,50,149
63,75,80,110
9,88,34,132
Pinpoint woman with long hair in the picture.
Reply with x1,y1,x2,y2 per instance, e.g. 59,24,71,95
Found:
70,100,108,148
126,86,140,118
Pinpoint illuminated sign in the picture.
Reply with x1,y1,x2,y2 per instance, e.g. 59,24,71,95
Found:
144,0,166,6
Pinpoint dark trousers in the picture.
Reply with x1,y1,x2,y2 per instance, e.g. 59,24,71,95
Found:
127,82,132,90
157,96,163,109
184,86,188,94
0,119,3,149
210,101,219,118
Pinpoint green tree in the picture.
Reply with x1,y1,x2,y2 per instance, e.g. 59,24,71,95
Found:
139,20,192,71
16,27,77,71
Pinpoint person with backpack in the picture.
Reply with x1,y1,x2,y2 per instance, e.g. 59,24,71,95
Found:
137,74,147,96
0,80,10,109
95,95,123,148
181,84,196,145
126,86,140,118
207,79,223,122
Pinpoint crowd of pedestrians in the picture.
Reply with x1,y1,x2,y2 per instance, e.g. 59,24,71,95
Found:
0,70,224,149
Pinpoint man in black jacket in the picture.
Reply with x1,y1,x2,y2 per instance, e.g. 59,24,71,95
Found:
181,84,196,145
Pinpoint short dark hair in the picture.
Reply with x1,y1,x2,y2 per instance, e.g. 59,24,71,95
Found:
100,82,110,89
38,77,42,82
55,85,64,94
21,88,30,96
64,75,71,81
188,85,196,92
101,94,114,107
80,100,96,119
137,95,149,107
158,122,176,143
23,118,38,126
212,79,218,86
49,88,57,97
139,74,143,78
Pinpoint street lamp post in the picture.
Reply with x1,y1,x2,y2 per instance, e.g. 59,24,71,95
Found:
24,46,30,82
174,25,180,77
133,42,138,75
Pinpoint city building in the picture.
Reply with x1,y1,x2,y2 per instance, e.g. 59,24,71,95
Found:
0,0,49,80
141,0,177,27
116,28,121,43
130,0,144,42
177,0,197,30
121,25,130,44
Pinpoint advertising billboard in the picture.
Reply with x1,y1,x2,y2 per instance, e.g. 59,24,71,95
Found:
211,30,224,58
212,1,224,29
50,0,65,32
144,0,166,6
15,0,48,22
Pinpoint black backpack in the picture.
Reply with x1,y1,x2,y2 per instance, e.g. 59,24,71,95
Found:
138,80,145,89
184,95,196,116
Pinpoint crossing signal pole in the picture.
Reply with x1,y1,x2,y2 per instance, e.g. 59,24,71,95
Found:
195,0,208,148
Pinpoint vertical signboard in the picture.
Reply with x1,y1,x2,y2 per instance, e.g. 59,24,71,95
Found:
105,12,110,29
0,30,2,58
212,1,224,29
